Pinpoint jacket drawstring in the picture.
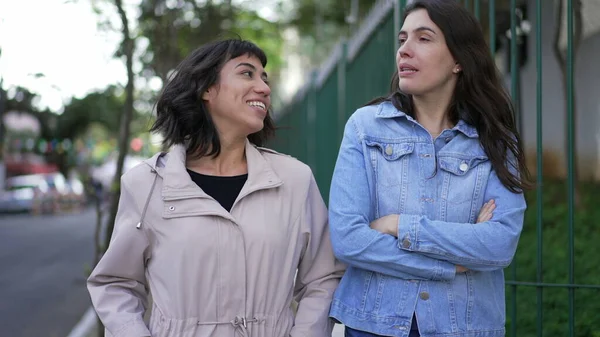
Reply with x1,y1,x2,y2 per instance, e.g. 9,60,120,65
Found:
136,168,159,229
196,316,260,337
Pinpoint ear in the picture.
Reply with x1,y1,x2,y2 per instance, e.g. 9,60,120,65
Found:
453,64,462,73
201,88,212,101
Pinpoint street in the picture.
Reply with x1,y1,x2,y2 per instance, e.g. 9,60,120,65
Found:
0,208,97,337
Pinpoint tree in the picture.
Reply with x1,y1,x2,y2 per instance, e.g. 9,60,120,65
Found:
105,0,137,252
281,0,378,65
57,86,124,140
137,0,284,88
3,87,57,144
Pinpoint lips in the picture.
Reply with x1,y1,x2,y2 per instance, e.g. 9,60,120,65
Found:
398,63,418,74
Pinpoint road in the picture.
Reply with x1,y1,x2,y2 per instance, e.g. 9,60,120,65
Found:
0,208,98,337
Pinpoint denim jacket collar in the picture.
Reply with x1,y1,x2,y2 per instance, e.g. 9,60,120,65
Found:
374,101,479,139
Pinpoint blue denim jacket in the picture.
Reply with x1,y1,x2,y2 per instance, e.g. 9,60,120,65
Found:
328,101,526,337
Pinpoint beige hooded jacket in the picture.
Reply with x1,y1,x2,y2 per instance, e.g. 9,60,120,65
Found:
87,141,345,337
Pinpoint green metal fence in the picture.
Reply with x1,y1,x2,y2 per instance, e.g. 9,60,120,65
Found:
272,0,599,336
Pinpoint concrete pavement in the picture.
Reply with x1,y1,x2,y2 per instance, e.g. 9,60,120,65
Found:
0,208,97,337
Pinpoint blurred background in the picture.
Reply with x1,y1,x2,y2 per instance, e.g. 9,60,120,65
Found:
0,1,379,336
0,0,599,336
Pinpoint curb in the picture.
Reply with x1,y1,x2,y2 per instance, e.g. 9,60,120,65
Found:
66,306,97,337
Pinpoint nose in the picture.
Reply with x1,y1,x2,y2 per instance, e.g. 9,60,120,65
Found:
255,79,271,96
397,40,413,59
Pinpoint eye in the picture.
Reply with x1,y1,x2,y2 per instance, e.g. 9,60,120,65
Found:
420,37,431,42
241,70,253,78
398,37,406,45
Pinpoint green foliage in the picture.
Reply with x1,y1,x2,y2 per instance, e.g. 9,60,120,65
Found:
280,0,378,64
230,10,284,79
137,0,284,86
4,86,56,141
506,180,600,336
57,86,124,140
285,0,377,38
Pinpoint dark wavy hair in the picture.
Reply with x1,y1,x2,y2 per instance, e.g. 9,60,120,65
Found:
367,0,532,193
150,38,275,159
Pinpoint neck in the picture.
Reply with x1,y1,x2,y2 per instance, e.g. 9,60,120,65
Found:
412,91,455,136
186,136,248,176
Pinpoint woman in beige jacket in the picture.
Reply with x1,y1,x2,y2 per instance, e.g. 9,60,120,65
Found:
87,38,345,337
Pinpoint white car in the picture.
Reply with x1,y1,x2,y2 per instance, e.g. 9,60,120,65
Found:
0,174,51,213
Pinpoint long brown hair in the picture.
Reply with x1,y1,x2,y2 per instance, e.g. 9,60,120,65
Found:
368,0,532,193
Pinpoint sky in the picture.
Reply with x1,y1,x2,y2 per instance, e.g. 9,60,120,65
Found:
0,0,132,112
0,0,285,114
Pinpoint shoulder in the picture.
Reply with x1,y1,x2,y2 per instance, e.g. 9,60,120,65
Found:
348,102,388,123
121,153,163,188
347,101,412,140
348,101,405,126
256,146,313,185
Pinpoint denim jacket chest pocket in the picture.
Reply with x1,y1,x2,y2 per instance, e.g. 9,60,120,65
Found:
365,140,415,188
438,153,490,213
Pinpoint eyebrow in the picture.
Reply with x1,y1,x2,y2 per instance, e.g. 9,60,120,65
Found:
398,26,437,37
235,62,268,79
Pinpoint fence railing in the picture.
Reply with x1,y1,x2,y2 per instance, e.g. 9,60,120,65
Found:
271,0,600,336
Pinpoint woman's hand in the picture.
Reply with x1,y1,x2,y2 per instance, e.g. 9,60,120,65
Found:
457,199,497,273
370,201,496,274
477,199,496,223
370,214,399,237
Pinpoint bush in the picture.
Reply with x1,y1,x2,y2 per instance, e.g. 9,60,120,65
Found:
505,180,600,337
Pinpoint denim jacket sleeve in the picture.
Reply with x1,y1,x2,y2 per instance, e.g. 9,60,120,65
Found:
328,116,456,281
397,166,527,271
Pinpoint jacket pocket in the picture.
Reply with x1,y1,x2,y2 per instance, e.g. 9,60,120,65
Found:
438,154,490,212
365,140,414,188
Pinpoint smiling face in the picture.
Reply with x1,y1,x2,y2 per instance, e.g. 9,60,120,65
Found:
202,54,271,140
396,8,459,97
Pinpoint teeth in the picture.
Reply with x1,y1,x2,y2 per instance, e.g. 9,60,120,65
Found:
248,101,266,110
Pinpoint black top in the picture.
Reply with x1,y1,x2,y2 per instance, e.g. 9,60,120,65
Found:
187,169,248,212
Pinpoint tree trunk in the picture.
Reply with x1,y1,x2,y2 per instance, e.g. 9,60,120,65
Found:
553,0,582,205
95,190,104,337
99,1,136,334
105,0,136,252
94,186,104,337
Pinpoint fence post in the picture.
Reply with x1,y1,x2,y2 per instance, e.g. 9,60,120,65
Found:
337,41,348,142
394,0,408,53
535,0,544,336
307,70,318,174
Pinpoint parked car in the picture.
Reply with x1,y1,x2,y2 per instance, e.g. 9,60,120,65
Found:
0,174,52,214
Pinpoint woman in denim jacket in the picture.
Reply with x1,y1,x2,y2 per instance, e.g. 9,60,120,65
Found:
328,1,532,336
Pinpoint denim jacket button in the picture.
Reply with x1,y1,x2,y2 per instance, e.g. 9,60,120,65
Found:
385,145,393,155
402,238,411,248
459,162,469,172
419,292,430,300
